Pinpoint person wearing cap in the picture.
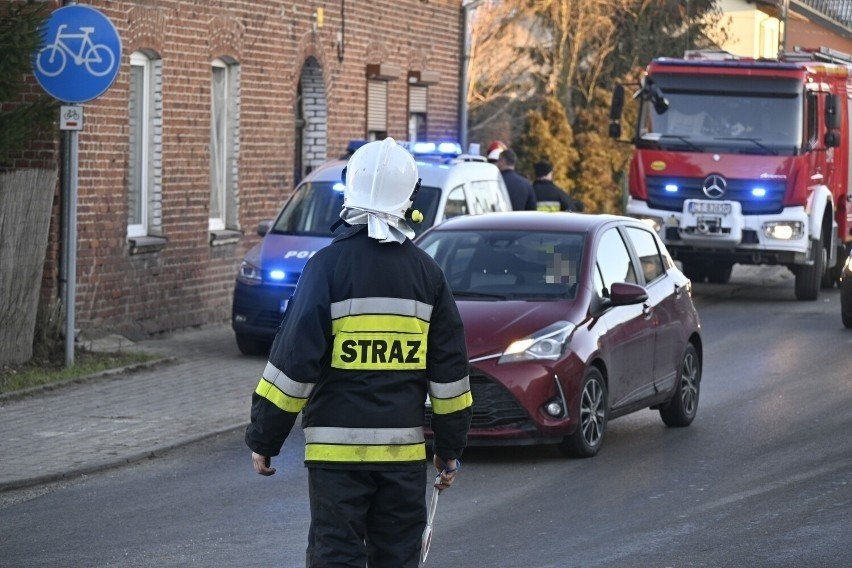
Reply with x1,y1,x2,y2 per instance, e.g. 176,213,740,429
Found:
532,160,583,212
485,140,507,163
246,137,472,567
496,149,537,211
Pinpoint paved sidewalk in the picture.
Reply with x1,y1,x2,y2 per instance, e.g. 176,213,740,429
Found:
0,324,263,492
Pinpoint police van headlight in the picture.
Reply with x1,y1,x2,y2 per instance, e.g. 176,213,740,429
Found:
763,221,804,240
499,321,575,364
237,260,263,285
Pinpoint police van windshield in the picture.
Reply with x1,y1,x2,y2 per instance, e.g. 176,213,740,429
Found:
270,181,441,237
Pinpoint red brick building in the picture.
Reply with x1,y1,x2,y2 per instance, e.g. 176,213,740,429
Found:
29,0,464,339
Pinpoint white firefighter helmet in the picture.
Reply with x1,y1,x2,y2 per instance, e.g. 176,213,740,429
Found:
344,137,418,220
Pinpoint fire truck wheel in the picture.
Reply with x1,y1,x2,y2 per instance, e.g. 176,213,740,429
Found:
821,244,844,289
795,234,825,301
681,261,708,283
706,262,733,284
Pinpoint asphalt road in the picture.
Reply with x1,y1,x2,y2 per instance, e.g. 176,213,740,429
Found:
1,265,850,567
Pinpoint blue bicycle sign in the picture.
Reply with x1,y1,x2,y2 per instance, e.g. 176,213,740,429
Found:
32,6,122,104
37,24,116,78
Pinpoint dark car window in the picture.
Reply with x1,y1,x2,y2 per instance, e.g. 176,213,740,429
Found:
594,228,636,297
271,181,440,238
418,229,585,300
271,181,345,236
625,226,665,284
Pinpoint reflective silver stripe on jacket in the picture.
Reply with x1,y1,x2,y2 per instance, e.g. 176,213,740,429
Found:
330,297,433,321
263,361,315,398
428,376,471,399
304,426,425,445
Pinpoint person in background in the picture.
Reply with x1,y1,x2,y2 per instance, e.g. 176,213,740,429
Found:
496,149,537,211
486,140,507,164
532,160,583,212
246,138,472,567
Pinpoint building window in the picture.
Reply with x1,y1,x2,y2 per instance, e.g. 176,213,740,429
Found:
210,58,240,232
408,84,427,142
367,79,388,141
128,51,163,239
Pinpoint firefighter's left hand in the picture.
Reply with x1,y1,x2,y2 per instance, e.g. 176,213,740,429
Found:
252,452,276,476
433,455,460,490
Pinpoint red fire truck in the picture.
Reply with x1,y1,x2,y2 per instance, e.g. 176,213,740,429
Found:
610,47,852,300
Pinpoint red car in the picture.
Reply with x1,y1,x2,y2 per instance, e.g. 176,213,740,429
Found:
416,212,703,457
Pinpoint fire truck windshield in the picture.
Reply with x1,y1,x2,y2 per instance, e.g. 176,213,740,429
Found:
637,74,802,155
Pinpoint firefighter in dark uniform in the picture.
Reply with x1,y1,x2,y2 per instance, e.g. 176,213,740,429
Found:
246,137,473,568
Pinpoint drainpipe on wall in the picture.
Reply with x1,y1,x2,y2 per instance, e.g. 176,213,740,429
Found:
459,0,482,152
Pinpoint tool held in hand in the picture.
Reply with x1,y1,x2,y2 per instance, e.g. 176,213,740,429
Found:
420,475,441,564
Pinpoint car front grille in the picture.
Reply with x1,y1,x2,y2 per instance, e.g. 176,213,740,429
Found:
426,368,530,430
646,176,785,215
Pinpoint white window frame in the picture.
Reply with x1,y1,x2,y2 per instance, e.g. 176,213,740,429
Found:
128,52,151,238
210,58,239,232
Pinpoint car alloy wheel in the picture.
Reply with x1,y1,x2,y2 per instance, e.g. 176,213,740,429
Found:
660,343,700,427
559,368,608,458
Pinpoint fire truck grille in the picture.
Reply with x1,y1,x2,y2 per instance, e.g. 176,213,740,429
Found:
646,177,786,215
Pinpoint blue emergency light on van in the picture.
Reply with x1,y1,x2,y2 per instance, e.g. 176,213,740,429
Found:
231,141,512,355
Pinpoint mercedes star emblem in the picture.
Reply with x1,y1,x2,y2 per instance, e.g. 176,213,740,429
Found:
702,174,726,199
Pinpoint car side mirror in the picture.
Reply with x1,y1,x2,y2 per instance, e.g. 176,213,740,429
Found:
257,220,272,236
609,282,648,306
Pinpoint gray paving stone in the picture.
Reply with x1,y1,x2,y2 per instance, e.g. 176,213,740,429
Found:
0,324,267,492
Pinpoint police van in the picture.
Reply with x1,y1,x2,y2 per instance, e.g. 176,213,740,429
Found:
231,142,512,355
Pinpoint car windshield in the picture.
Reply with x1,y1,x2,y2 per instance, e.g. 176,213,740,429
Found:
417,229,586,300
638,73,802,156
270,181,441,237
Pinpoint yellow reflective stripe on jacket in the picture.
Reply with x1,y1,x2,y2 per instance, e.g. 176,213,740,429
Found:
430,390,473,415
255,378,309,413
304,426,426,462
306,443,426,462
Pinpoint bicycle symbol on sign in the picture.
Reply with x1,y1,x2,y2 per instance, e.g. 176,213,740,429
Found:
63,107,80,121
36,24,116,78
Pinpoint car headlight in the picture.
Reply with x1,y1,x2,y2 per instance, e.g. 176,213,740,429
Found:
498,321,576,364
237,260,263,285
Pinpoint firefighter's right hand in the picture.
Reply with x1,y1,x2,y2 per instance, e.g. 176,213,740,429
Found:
252,452,276,476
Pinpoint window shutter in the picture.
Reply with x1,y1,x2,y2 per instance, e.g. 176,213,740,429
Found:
409,85,427,113
367,80,387,132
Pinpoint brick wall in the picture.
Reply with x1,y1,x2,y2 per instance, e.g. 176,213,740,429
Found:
31,0,462,339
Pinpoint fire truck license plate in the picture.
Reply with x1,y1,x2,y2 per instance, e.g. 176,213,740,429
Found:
688,201,732,215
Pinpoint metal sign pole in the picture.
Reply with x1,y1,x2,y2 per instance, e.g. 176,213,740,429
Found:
64,129,78,367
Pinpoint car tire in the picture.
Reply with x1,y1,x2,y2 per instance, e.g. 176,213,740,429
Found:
559,368,608,458
235,334,271,356
659,343,701,427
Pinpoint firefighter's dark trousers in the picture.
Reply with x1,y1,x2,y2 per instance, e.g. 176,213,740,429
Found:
306,467,427,568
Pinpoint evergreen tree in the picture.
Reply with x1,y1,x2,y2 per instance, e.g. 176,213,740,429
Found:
0,1,56,167
515,95,579,193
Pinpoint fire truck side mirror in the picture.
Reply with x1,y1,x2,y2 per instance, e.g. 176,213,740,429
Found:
824,130,841,148
609,86,624,139
825,94,841,130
